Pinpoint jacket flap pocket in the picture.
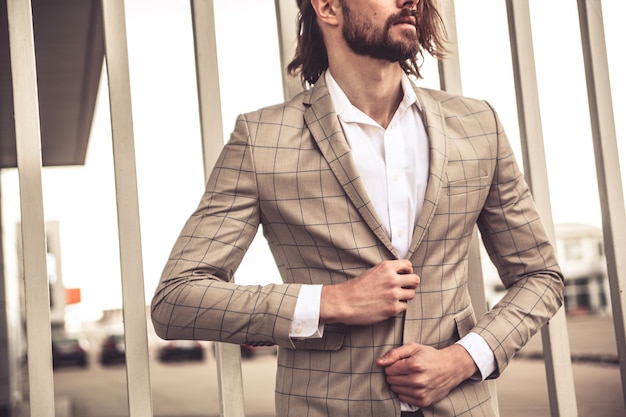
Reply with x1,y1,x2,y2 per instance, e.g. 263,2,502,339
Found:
291,324,345,351
454,305,477,338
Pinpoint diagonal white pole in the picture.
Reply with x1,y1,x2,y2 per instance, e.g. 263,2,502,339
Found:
577,0,626,409
506,2,578,416
437,1,499,415
190,1,246,416
6,0,55,416
101,1,154,416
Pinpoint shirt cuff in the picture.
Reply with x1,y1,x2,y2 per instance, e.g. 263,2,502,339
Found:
456,332,497,381
289,284,324,339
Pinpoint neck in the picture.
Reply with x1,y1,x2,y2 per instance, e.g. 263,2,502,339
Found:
328,54,405,129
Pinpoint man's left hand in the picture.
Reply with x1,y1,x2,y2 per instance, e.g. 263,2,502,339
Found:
376,343,478,408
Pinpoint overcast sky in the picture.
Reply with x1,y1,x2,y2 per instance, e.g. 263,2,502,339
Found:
1,0,625,319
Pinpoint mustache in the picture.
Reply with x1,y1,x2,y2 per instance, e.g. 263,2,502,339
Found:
390,8,418,25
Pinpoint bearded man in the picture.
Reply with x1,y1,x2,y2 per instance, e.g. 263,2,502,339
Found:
151,1,564,416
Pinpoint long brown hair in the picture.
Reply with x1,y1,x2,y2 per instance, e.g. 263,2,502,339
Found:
287,0,448,86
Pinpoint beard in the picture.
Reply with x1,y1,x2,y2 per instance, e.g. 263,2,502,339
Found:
341,4,420,62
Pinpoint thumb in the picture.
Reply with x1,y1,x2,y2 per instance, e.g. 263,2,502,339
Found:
376,343,419,367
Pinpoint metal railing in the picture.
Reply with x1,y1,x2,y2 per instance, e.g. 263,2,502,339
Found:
7,0,625,416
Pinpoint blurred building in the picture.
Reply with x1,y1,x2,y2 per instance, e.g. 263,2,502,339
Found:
485,223,610,315
556,223,610,315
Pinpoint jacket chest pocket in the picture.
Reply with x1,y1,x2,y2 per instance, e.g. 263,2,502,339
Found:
440,157,491,223
446,174,490,196
436,178,489,238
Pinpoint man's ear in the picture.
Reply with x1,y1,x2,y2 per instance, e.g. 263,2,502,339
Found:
311,0,340,27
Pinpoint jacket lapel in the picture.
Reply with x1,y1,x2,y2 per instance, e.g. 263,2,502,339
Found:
302,76,396,256
406,87,447,258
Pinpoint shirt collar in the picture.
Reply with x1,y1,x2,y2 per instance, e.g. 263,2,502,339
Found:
325,70,418,127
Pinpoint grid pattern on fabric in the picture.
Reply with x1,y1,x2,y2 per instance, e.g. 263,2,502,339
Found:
151,77,563,417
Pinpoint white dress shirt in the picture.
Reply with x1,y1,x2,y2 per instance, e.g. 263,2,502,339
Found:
288,72,496,393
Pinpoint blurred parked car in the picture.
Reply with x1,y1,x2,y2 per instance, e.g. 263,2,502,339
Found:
158,340,204,362
99,334,126,365
240,343,277,359
52,335,89,368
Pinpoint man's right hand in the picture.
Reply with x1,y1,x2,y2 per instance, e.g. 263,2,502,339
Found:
319,260,420,326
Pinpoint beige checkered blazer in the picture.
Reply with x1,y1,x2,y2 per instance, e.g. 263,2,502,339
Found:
151,74,564,417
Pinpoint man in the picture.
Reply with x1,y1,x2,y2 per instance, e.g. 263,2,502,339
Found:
151,0,564,416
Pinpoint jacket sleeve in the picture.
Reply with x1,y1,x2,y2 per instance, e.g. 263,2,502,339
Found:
474,103,564,378
150,113,302,348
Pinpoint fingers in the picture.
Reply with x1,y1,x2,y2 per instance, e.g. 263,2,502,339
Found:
376,344,434,408
369,260,419,304
320,260,420,326
381,260,419,306
398,289,416,304
376,343,421,367
401,274,419,289
375,348,401,367
397,273,419,301
392,259,415,276
389,259,420,289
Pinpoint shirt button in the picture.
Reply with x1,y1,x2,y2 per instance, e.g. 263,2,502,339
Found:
393,174,400,182
397,230,404,238
294,325,303,335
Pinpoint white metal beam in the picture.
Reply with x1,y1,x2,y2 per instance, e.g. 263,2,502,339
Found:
190,2,246,416
101,1,154,416
6,0,55,416
505,2,578,416
577,0,626,409
191,0,226,179
437,0,463,95
275,0,302,99
437,2,499,415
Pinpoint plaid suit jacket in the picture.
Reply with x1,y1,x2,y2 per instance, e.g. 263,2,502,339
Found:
151,74,564,417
